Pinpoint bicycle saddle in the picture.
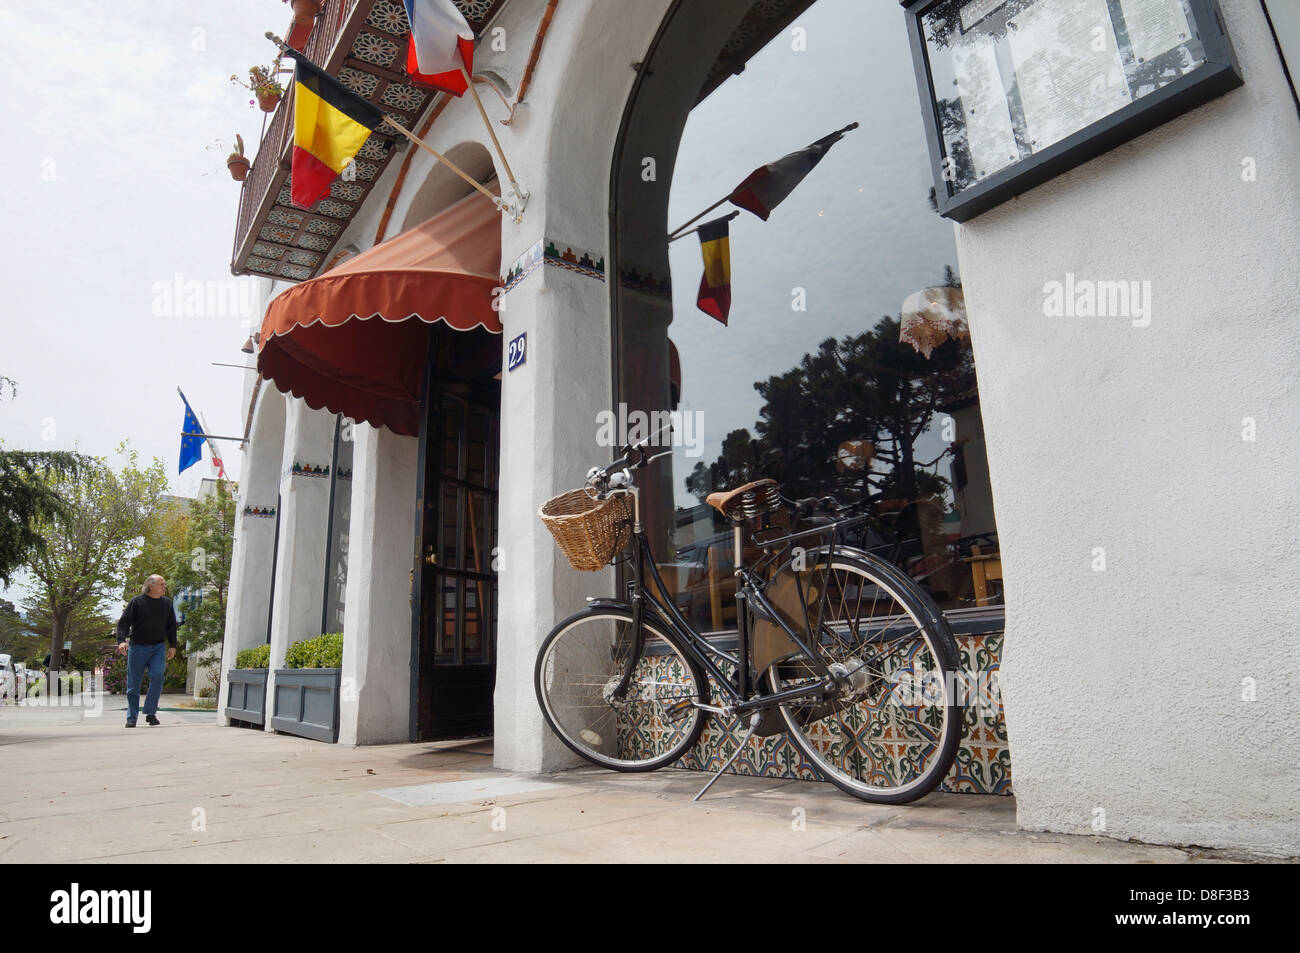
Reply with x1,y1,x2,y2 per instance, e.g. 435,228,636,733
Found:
706,478,781,521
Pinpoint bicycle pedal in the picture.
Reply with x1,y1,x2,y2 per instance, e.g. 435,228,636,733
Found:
664,699,695,722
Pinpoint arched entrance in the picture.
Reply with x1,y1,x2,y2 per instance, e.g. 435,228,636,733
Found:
404,144,504,741
605,0,1009,793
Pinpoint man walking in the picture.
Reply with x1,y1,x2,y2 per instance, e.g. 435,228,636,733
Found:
115,574,178,728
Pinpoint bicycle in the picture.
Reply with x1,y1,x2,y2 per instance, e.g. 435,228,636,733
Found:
534,438,963,804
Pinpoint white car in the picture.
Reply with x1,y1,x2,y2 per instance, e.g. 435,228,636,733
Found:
12,662,28,699
0,655,15,702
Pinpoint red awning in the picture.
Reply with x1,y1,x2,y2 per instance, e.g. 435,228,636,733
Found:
258,191,502,437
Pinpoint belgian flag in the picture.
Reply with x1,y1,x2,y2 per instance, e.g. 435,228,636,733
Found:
286,51,385,209
696,216,732,325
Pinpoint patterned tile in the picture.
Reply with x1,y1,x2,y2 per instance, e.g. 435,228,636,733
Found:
313,199,354,220
252,243,285,260
352,31,400,67
306,219,342,236
381,83,427,112
365,0,408,35
266,208,304,228
287,249,321,267
357,137,390,161
295,233,331,251
502,237,606,293
338,67,380,99
259,225,295,244
330,180,366,202
625,631,1013,796
279,263,314,281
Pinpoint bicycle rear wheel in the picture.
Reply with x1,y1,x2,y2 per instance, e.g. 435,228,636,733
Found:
535,605,708,772
762,550,962,804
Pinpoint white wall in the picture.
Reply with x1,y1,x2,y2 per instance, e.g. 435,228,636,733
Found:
264,399,336,718
955,0,1300,855
339,422,419,744
217,385,286,723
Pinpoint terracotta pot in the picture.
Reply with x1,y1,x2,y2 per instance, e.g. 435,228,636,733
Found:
228,156,251,181
291,0,321,17
256,88,282,112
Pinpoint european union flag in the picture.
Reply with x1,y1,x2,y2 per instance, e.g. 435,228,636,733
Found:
179,395,204,474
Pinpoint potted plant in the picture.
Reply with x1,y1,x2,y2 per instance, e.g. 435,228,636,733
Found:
270,633,343,743
226,643,270,726
227,134,250,181
285,0,322,50
231,64,285,112
286,0,322,18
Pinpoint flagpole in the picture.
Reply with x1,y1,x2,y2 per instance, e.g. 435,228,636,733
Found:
667,197,731,242
667,122,861,240
383,114,510,213
265,33,517,219
668,210,740,244
459,65,527,211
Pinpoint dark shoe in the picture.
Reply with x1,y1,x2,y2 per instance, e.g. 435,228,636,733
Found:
145,714,159,726
125,720,136,728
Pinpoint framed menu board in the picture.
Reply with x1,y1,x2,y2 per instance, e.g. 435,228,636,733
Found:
903,0,1242,222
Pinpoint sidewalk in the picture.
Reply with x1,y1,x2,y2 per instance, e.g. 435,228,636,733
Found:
0,698,1285,864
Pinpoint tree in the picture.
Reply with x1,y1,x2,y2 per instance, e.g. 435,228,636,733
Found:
179,481,236,689
0,375,85,586
24,445,170,672
685,273,975,540
20,599,116,669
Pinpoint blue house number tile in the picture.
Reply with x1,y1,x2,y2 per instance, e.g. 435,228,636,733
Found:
508,332,526,371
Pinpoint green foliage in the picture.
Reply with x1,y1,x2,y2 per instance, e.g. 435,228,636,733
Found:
0,376,87,586
23,443,170,670
100,647,187,694
236,644,270,669
284,632,343,669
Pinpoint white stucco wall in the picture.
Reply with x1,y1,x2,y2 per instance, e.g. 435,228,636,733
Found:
217,385,286,724
339,422,419,744
264,399,336,719
954,0,1300,855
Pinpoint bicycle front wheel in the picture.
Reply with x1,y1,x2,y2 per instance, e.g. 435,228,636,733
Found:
763,550,962,804
535,605,708,772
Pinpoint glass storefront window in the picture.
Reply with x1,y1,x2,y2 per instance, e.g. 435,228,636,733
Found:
614,0,1004,632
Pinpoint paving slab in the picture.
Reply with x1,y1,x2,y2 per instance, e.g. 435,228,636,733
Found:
0,701,1289,864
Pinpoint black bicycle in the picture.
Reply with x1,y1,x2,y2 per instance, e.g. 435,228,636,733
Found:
535,439,962,804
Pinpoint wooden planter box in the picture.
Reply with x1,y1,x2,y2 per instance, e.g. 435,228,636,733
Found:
270,668,341,743
225,668,268,726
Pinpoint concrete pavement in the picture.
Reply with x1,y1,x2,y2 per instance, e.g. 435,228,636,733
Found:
0,696,1287,864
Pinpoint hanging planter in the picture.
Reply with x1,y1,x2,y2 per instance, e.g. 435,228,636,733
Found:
285,0,322,50
231,64,285,112
255,87,283,112
227,134,249,181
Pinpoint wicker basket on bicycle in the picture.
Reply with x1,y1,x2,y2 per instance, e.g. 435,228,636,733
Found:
539,488,632,571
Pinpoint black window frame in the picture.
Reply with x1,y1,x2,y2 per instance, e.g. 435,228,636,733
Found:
902,0,1244,222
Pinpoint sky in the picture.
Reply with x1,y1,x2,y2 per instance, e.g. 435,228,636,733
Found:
664,0,961,505
0,0,294,602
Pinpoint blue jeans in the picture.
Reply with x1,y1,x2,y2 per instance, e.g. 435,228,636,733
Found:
125,643,166,722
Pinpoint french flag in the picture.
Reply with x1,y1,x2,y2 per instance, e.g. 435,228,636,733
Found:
403,0,475,97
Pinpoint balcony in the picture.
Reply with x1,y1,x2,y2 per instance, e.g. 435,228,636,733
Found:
231,0,510,283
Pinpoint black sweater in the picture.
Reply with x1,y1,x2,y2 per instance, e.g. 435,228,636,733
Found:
116,595,178,647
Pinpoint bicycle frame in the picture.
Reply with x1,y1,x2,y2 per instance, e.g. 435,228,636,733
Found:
601,484,876,717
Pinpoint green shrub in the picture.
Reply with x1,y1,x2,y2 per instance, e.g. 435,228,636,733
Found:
236,644,271,669
284,632,343,669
